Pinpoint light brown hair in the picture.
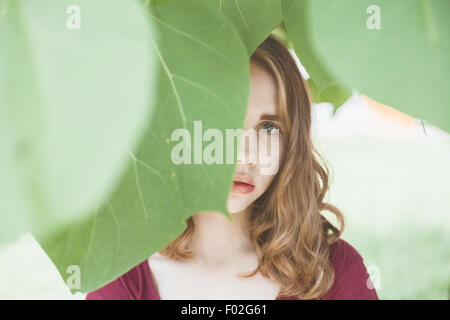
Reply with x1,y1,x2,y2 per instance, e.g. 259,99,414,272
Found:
160,34,345,300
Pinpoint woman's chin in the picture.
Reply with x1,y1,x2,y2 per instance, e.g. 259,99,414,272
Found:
227,197,251,215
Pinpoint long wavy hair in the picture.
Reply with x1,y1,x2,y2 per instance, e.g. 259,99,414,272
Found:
159,34,345,300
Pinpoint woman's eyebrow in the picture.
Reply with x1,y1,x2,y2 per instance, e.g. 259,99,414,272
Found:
259,113,279,121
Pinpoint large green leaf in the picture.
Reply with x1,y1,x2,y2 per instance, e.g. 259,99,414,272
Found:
214,0,282,55
0,0,155,243
150,0,283,56
37,0,250,293
307,0,450,131
282,0,352,111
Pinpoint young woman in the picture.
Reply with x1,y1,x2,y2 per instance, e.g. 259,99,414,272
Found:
86,35,378,300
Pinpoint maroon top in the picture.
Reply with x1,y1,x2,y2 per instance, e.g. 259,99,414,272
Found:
86,239,379,300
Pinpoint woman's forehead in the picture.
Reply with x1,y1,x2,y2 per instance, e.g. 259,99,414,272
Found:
248,62,278,117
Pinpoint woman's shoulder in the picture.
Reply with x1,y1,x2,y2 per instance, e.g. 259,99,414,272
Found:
329,238,365,268
324,238,379,300
85,259,154,300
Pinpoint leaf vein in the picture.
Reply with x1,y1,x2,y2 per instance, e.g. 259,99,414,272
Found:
234,0,250,33
149,14,232,66
172,74,231,113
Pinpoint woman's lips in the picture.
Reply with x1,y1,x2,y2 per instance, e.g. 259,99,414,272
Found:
231,174,255,194
231,181,255,194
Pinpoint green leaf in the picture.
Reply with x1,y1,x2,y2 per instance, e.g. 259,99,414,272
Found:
214,0,282,55
37,0,250,293
271,22,293,48
150,0,283,56
282,0,352,110
307,0,450,132
0,0,156,243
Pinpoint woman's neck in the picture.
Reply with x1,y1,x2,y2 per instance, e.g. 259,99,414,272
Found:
190,209,255,269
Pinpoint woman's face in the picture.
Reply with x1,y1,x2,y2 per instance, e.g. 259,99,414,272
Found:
227,61,286,214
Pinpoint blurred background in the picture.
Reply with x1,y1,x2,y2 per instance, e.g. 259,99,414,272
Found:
1,91,448,299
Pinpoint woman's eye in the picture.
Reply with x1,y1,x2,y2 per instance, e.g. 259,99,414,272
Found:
258,122,279,134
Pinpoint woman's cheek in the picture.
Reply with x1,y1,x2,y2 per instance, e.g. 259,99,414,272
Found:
257,174,275,195
258,133,283,176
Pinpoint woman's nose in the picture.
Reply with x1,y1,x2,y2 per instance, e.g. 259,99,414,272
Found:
237,130,257,167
